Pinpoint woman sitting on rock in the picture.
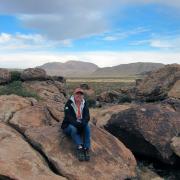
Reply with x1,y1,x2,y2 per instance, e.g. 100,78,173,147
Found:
61,88,91,161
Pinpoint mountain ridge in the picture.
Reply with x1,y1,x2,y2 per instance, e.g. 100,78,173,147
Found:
92,62,164,77
38,61,165,77
37,60,99,77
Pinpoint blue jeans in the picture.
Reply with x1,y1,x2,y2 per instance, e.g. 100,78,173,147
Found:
63,124,91,149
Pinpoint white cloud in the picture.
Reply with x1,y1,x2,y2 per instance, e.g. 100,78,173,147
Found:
149,37,180,49
1,0,179,14
103,36,119,41
103,27,150,41
0,51,179,69
0,33,12,43
0,0,180,40
0,0,113,40
131,35,180,50
0,0,115,14
78,51,180,67
122,0,180,8
18,13,107,40
150,39,173,48
0,32,72,50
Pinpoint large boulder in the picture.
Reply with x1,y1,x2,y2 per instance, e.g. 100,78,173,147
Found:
21,68,47,81
25,125,137,180
0,79,66,123
1,95,137,179
23,80,66,121
90,104,133,127
135,64,180,102
97,90,120,103
97,90,131,104
8,103,137,179
22,80,66,103
0,68,11,84
104,103,180,164
0,123,65,180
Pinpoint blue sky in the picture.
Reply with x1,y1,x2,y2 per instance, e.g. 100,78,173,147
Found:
0,0,180,68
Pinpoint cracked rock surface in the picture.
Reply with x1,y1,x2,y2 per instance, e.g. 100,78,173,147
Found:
0,122,65,180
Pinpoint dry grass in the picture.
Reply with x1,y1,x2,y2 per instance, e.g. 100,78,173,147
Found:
66,77,136,95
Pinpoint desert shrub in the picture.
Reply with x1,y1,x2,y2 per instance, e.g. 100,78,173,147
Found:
10,71,21,81
118,94,132,103
0,81,40,100
86,97,96,108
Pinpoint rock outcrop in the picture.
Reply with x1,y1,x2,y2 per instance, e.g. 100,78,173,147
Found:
0,92,137,179
0,68,11,85
22,80,66,122
97,90,120,103
104,103,180,164
97,90,131,104
90,104,133,127
21,68,47,81
25,125,136,180
1,64,180,179
0,122,65,180
135,64,180,102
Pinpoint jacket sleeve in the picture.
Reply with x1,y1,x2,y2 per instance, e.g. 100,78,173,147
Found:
82,102,90,124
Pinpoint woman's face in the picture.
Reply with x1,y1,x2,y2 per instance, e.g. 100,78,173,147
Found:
74,92,83,103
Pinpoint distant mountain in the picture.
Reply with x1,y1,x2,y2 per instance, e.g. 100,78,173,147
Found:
91,62,164,77
38,61,164,77
38,61,99,77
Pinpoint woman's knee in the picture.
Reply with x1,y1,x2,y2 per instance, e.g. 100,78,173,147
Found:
68,125,78,135
63,124,77,135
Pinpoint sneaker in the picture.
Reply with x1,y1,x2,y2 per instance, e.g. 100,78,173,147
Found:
76,147,85,161
84,148,90,161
